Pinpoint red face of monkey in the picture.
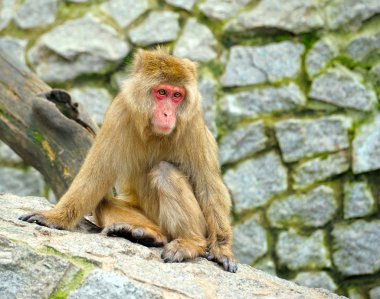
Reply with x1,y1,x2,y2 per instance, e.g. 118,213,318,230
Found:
151,84,186,135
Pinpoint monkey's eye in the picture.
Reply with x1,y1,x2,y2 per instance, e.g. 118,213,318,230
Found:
158,89,166,95
173,92,181,98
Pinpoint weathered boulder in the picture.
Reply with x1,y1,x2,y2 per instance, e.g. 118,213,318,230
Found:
28,15,130,82
0,194,344,298
223,151,288,212
221,42,304,87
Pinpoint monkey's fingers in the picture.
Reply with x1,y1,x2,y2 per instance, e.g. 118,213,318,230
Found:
206,252,238,273
103,223,166,247
18,213,64,230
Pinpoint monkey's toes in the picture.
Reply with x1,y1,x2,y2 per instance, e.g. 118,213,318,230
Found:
161,240,190,263
103,223,166,247
206,251,238,273
18,213,63,230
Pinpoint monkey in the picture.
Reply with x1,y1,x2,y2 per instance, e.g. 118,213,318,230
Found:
19,48,237,273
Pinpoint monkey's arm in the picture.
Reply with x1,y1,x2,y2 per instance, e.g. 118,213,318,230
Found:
188,126,237,272
19,99,125,230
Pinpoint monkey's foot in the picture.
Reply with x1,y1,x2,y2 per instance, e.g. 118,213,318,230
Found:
103,223,167,247
18,212,64,230
206,245,238,273
161,238,206,263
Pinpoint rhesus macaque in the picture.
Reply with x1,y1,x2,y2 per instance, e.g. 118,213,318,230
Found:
20,48,237,272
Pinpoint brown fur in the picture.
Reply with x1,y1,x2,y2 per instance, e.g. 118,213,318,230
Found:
20,49,237,272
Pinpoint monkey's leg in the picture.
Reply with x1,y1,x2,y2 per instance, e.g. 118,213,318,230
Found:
95,199,167,247
149,161,207,263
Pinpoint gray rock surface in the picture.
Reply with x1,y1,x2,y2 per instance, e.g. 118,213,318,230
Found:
173,18,217,62
293,272,337,292
223,151,288,212
309,66,376,111
306,38,338,78
233,217,268,265
345,32,380,64
199,75,218,137
199,0,251,21
100,0,149,28
0,0,15,31
325,0,380,30
332,220,380,276
0,237,80,299
344,181,376,219
28,15,130,82
14,0,57,29
267,185,337,228
276,230,331,271
221,42,304,87
69,270,161,299
292,151,350,189
352,115,380,174
0,194,344,299
220,83,306,120
69,87,112,124
0,36,27,66
370,287,380,299
225,0,324,34
0,142,22,164
254,257,277,276
165,0,196,11
129,11,180,46
0,167,44,196
219,120,267,165
275,115,351,163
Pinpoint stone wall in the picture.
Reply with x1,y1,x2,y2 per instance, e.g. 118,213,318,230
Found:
1,0,380,297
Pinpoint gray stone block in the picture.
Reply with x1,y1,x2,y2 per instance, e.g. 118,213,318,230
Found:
267,185,337,228
344,181,376,219
233,217,268,265
0,0,15,31
199,0,251,21
15,0,57,29
221,42,304,87
306,38,338,78
199,76,218,137
223,151,288,212
101,0,149,28
293,272,337,292
276,230,331,271
28,15,130,82
129,11,180,46
309,66,376,111
332,220,380,276
220,83,306,120
219,120,267,165
352,115,380,174
0,167,44,197
275,115,351,163
292,151,350,189
173,18,217,62
225,0,324,34
165,0,196,11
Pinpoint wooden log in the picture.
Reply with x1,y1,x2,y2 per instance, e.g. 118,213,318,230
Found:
0,52,99,198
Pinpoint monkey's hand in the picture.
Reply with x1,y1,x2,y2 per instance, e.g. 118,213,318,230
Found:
206,242,237,273
18,211,67,230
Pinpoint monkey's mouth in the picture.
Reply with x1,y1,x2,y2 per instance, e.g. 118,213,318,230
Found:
152,123,174,135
